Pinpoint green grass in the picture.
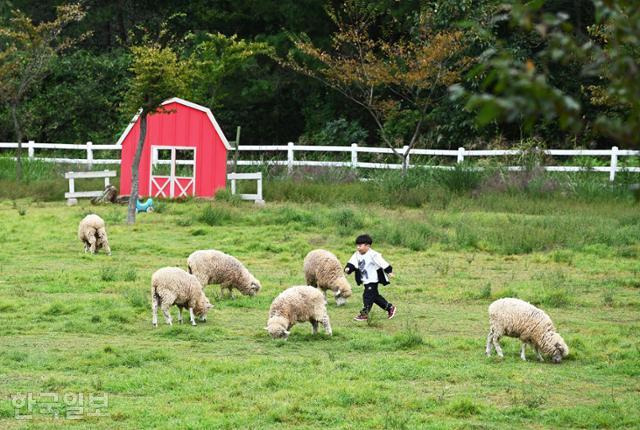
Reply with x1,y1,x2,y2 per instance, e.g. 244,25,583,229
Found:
0,195,639,429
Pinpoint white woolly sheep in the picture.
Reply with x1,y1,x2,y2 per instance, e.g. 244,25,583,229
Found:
303,249,352,306
266,285,332,339
486,297,569,363
187,249,261,297
151,267,212,327
78,214,111,255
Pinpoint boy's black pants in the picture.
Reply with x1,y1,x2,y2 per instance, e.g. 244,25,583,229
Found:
361,282,391,315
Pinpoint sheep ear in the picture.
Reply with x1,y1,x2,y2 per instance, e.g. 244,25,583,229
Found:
284,330,290,335
264,327,269,331
335,291,341,297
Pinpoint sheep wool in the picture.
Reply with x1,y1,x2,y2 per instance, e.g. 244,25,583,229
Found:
187,249,261,297
78,214,111,255
486,298,569,363
303,249,352,306
151,267,212,327
266,285,332,339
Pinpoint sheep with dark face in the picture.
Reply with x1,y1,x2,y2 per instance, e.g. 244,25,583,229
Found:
303,249,352,306
151,267,212,327
78,214,111,255
187,250,261,297
266,286,332,340
486,298,569,363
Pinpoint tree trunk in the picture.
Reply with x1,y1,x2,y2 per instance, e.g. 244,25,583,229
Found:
127,111,147,225
10,103,23,181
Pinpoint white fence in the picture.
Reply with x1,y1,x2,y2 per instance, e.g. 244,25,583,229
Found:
1,140,639,182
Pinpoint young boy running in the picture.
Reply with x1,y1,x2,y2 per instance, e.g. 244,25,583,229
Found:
344,234,396,321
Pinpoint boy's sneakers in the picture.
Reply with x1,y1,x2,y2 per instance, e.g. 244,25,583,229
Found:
387,305,397,319
353,314,368,322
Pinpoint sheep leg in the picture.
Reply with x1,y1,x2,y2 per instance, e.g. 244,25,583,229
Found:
321,313,332,336
535,347,544,362
152,294,159,327
87,233,97,254
311,320,318,335
188,308,197,326
491,334,504,358
83,241,90,253
99,235,111,255
322,289,328,305
520,343,527,361
160,303,173,325
177,307,183,324
485,330,493,356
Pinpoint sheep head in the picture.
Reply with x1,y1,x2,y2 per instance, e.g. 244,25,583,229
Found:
248,277,261,296
334,277,352,306
266,315,289,339
194,293,213,318
549,333,569,363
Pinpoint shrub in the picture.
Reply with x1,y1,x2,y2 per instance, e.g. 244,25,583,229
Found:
199,205,233,226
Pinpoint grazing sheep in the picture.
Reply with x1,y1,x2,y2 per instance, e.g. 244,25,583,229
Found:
78,214,111,255
187,249,261,297
303,249,352,306
151,267,212,327
486,298,569,363
266,285,332,339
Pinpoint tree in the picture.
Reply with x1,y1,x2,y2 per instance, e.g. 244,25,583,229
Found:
283,1,472,172
184,32,273,110
0,3,87,180
455,0,640,148
121,43,187,224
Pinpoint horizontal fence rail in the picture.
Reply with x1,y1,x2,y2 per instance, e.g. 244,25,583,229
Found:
1,141,639,181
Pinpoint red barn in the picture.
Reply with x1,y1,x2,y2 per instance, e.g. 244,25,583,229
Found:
118,97,231,198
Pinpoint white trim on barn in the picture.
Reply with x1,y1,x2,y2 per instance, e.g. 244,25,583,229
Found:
115,98,232,150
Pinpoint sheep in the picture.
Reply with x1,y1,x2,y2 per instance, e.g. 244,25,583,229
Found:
266,285,332,339
151,267,212,327
303,249,352,306
187,249,261,297
486,298,569,363
78,214,111,255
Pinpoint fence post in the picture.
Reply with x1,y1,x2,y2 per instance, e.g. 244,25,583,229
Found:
287,141,294,175
233,126,241,174
257,173,263,202
403,145,410,170
28,140,35,159
610,146,618,182
457,147,465,163
351,143,358,169
230,174,237,195
86,141,93,169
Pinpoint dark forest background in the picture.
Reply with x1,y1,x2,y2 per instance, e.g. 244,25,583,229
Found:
3,0,635,150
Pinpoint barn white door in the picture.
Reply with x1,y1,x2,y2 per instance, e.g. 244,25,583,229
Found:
149,146,196,198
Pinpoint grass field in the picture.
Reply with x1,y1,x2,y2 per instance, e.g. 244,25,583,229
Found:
0,194,639,429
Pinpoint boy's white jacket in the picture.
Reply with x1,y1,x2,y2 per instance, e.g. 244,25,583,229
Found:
346,250,393,286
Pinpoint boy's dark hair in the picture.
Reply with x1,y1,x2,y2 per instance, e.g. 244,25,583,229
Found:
355,234,372,245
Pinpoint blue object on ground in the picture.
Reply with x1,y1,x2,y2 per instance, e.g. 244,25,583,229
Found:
136,198,154,213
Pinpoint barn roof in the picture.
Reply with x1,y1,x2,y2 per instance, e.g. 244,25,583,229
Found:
115,97,232,150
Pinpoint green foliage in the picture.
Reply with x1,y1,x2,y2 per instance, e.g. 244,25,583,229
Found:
121,43,188,115
199,204,233,226
185,32,273,109
300,117,368,146
455,0,640,148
